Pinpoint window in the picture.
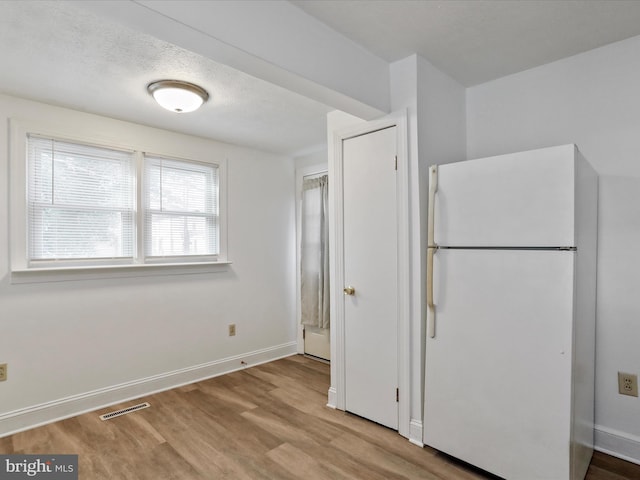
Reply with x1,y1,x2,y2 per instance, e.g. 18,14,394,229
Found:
144,156,219,260
12,124,226,276
27,135,135,265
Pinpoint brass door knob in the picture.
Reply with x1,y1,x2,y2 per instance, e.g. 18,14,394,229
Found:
343,286,355,296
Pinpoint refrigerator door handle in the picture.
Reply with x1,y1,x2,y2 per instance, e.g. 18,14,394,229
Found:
427,246,437,337
427,165,438,338
428,165,437,247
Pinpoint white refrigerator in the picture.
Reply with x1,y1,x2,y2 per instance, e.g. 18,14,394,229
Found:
423,145,597,480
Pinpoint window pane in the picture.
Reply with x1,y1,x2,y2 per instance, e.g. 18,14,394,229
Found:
31,208,133,259
144,155,218,258
149,214,216,256
161,166,207,212
53,153,132,208
27,135,135,261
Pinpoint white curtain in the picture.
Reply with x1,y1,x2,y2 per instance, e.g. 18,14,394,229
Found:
300,174,330,329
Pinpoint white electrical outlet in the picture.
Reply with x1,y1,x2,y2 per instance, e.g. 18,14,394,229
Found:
618,372,638,397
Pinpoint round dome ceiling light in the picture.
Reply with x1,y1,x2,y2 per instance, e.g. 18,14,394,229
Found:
147,80,209,113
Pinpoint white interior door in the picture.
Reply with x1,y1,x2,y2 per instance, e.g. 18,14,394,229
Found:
343,126,398,430
424,248,575,479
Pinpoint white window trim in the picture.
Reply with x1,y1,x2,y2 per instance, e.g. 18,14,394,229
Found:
9,119,229,283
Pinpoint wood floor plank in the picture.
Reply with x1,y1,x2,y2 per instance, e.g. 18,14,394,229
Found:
241,405,337,448
267,442,360,480
194,380,259,412
246,361,329,395
584,465,628,480
1,355,640,480
589,451,640,478
331,430,468,480
0,437,12,452
287,354,331,373
183,389,284,454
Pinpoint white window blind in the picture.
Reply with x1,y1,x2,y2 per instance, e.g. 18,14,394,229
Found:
144,155,219,258
27,135,135,262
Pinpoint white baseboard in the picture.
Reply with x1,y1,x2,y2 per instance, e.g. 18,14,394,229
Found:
595,424,640,466
409,419,424,447
0,342,297,438
327,386,337,409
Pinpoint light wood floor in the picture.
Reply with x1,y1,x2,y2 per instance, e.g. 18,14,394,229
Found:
1,355,638,479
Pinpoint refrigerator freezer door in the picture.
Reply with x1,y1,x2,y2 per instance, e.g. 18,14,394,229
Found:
434,145,576,247
424,249,575,480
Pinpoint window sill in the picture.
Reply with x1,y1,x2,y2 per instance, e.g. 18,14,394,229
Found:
10,261,232,284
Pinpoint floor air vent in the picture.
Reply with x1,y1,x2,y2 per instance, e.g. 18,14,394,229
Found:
99,402,150,421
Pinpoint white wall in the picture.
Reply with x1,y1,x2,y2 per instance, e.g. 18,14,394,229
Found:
294,148,328,172
467,35,640,463
0,94,297,435
389,56,422,443
416,54,467,443
389,55,467,444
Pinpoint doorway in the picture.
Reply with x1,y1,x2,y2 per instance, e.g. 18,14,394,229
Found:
343,126,398,429
298,168,330,361
328,112,410,438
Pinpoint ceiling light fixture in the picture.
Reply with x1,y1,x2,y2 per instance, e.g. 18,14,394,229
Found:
147,80,209,113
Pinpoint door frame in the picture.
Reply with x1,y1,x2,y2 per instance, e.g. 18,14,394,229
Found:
295,162,329,355
328,111,410,439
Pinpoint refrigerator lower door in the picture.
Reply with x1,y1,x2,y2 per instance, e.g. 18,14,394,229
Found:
424,249,575,480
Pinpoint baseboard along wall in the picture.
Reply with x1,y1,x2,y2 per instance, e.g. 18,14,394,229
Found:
0,342,297,438
595,424,640,466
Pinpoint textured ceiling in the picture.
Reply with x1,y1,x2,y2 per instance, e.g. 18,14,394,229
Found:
0,1,332,155
2,1,640,156
291,0,640,86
